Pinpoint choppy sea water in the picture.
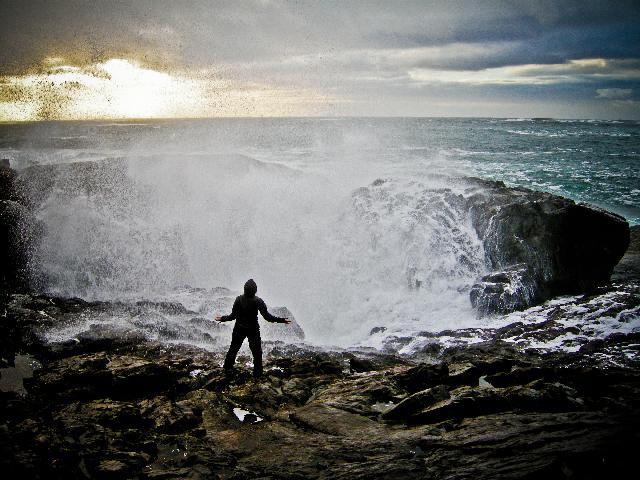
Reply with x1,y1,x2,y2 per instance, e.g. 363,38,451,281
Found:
3,118,638,224
2,118,639,351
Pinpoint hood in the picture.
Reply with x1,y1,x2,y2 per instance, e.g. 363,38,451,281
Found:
244,279,257,296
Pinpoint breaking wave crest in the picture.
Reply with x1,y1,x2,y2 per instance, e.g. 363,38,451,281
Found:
22,153,489,345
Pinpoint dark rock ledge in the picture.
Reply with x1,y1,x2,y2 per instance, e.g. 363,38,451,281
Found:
2,293,640,479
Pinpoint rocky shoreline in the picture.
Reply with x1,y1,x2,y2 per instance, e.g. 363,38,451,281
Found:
1,287,640,479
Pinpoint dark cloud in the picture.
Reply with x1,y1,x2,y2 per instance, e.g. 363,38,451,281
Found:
372,1,640,46
2,0,640,74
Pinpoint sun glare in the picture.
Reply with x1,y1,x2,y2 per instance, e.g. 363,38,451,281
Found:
0,58,202,120
0,57,328,121
91,59,188,118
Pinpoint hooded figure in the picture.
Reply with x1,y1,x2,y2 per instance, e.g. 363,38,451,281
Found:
216,279,290,377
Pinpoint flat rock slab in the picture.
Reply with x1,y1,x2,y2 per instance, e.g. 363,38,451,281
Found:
290,403,381,436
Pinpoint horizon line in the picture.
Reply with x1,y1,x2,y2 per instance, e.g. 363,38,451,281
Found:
1,114,638,124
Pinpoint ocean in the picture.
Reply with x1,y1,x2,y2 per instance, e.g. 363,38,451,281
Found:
2,117,639,350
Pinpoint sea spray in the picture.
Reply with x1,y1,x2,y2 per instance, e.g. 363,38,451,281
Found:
10,117,637,348
22,152,488,346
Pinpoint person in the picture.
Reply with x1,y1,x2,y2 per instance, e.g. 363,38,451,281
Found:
215,278,290,378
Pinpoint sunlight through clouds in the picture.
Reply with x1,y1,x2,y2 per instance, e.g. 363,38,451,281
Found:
0,58,330,120
1,1,639,119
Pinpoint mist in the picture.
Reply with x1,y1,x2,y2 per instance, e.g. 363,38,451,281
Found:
16,119,489,346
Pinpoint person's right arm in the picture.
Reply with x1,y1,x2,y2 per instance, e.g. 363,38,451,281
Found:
215,297,239,322
258,299,291,324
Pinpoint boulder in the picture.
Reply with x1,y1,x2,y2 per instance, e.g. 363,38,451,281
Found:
466,179,630,313
0,200,38,293
0,161,42,294
0,160,17,200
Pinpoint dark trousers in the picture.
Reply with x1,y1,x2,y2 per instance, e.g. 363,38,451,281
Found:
223,325,263,377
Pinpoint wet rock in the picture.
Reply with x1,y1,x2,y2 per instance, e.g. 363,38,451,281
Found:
46,324,148,359
308,369,402,417
0,161,42,295
96,459,130,476
135,300,197,315
394,362,449,393
369,326,387,335
612,224,640,281
467,179,630,314
261,307,305,341
485,366,552,388
3,286,640,479
470,265,535,314
406,381,584,425
0,200,38,293
139,396,201,434
442,340,528,365
26,352,189,401
107,355,185,398
382,385,450,421
27,353,112,400
55,399,143,430
270,353,343,378
0,159,16,197
348,356,377,373
420,411,640,480
290,403,380,436
445,361,481,387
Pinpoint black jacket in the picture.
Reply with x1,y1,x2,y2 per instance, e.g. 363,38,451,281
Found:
219,280,287,329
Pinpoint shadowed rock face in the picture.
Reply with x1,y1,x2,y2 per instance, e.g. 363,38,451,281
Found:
612,225,640,282
0,161,40,294
466,179,630,314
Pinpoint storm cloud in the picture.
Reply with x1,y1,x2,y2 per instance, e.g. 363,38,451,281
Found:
1,0,639,118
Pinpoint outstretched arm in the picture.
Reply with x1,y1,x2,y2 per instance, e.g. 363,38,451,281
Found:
215,297,239,322
258,299,291,324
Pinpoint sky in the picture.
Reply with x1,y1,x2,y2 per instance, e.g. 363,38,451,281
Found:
1,0,639,120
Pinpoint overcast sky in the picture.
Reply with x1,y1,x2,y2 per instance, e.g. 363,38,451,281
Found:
1,0,639,119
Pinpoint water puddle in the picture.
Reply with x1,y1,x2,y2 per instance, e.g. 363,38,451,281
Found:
233,407,263,423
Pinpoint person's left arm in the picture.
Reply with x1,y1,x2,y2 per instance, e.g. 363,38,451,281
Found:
258,299,291,324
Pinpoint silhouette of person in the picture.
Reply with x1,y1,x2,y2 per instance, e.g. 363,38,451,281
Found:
215,279,290,377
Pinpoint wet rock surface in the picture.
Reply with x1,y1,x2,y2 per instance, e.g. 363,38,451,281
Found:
612,225,640,283
466,178,630,314
0,161,40,294
2,292,640,479
379,268,640,369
